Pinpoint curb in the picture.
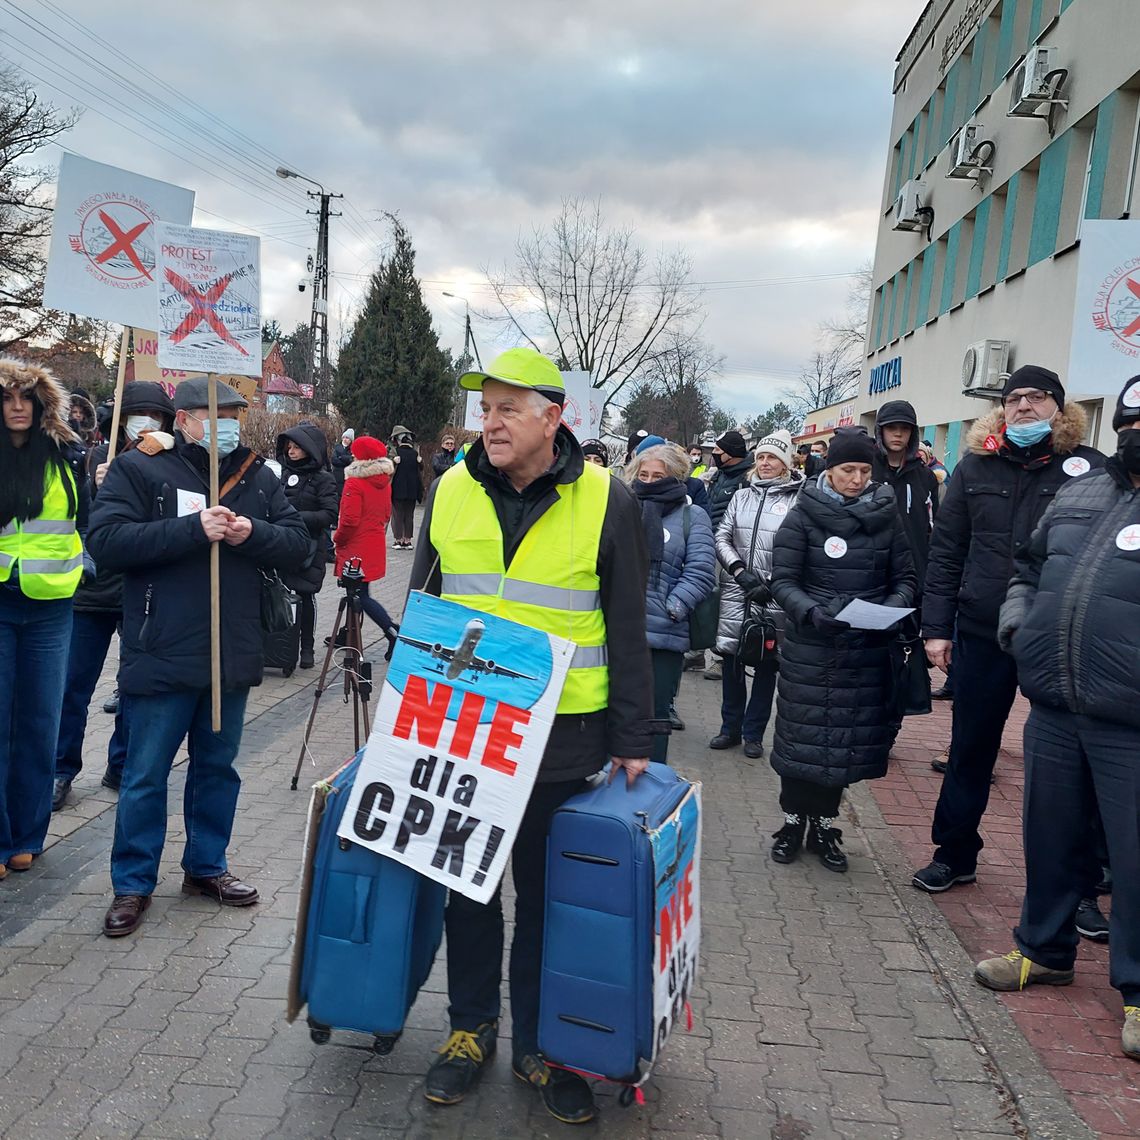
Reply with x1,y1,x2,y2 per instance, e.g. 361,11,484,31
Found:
847,779,1095,1140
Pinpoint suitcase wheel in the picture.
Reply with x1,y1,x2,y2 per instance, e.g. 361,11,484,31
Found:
371,1032,400,1056
307,1017,331,1045
282,666,295,678
619,1086,636,1108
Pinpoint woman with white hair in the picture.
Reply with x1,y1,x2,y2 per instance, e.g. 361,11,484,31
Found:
625,442,716,763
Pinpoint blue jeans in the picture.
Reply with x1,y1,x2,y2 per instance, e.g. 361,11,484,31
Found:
361,583,394,632
54,610,128,782
111,688,248,896
0,588,73,863
719,652,778,741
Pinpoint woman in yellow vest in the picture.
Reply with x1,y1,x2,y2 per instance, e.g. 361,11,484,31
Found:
0,358,88,880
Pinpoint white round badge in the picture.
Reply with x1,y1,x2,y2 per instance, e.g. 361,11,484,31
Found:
824,536,848,559
1116,525,1140,552
1124,383,1140,409
1062,456,1090,478
287,473,300,486
770,501,788,516
662,527,671,544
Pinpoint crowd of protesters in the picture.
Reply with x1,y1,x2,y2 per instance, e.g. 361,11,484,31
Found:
2,346,1139,1089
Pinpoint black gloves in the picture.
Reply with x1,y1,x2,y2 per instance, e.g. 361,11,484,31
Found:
734,568,763,593
809,607,851,635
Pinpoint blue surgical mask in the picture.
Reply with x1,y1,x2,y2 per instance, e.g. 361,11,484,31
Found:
1004,418,1054,448
188,415,241,457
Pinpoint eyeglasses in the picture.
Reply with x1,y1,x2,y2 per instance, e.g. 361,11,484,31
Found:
1002,390,1052,409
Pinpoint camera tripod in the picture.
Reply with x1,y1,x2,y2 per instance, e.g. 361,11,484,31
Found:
290,559,375,790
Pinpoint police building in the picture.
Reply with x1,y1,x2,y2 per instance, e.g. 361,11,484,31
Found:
857,0,1140,468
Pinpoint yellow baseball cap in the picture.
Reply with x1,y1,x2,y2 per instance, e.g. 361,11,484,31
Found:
458,347,565,401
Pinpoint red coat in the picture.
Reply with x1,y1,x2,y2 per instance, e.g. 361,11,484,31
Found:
333,457,394,582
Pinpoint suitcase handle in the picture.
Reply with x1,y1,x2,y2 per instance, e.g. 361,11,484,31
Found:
559,851,619,866
557,1014,616,1034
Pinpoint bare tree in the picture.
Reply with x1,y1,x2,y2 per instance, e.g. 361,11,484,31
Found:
786,263,871,420
484,198,704,410
0,62,79,349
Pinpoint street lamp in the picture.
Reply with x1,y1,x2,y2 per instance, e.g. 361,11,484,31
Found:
442,292,481,368
274,166,340,412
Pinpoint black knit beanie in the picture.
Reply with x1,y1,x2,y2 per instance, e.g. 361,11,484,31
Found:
715,429,747,459
1002,365,1065,411
1112,375,1140,431
825,426,877,468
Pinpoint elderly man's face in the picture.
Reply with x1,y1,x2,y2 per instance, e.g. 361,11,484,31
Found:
479,381,559,474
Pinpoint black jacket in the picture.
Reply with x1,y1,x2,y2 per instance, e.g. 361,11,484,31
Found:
770,481,917,788
276,423,339,594
706,455,753,531
431,448,455,478
87,436,310,695
872,419,939,590
922,406,1105,642
409,427,655,782
332,442,353,492
1001,459,1140,729
73,441,123,613
391,443,424,503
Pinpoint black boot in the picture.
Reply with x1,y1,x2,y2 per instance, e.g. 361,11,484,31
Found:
384,623,400,663
806,817,847,873
770,814,805,864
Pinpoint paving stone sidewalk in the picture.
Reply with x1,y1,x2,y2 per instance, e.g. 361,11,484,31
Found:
0,544,1090,1139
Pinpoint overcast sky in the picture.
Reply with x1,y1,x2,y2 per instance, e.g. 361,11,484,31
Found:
3,0,918,417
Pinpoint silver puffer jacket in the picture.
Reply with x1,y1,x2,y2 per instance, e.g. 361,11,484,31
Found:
714,470,805,655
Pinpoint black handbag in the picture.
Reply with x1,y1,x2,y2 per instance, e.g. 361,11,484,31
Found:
889,620,932,719
259,568,296,634
682,506,720,650
737,610,777,667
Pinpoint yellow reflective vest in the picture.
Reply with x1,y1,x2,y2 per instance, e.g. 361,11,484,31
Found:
430,459,610,714
0,462,83,600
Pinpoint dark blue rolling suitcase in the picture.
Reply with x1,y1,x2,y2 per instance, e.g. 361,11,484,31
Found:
539,763,700,1089
289,750,446,1053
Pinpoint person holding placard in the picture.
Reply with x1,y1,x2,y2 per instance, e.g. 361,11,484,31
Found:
87,378,309,937
768,427,916,872
408,347,654,1124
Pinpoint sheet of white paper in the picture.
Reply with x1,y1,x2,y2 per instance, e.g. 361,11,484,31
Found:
834,599,915,631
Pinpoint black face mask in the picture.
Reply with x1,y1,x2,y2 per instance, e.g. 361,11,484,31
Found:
1117,429,1140,474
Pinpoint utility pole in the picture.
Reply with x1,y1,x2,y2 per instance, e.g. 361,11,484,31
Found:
442,292,482,368
276,167,342,415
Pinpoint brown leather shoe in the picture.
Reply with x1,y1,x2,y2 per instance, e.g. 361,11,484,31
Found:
7,853,34,871
182,872,259,907
104,894,151,937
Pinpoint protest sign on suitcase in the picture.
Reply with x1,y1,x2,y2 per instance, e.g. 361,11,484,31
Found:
335,591,574,904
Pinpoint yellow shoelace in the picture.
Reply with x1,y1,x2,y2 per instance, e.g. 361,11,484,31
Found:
999,949,1034,989
1124,1006,1140,1021
437,1030,484,1064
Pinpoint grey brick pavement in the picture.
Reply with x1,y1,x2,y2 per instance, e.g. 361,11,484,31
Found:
0,531,1090,1138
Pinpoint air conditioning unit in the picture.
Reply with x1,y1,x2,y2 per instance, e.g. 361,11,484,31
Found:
946,122,994,179
962,339,1010,392
1009,47,1059,116
893,180,930,231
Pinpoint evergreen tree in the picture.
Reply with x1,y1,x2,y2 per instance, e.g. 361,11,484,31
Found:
333,216,451,438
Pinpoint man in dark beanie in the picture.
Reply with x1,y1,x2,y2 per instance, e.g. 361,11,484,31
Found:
624,428,649,465
873,400,939,590
973,375,1140,1064
913,365,1105,895
703,428,754,680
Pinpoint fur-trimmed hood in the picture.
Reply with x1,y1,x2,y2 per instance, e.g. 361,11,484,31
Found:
0,357,79,446
345,457,394,480
965,402,1089,458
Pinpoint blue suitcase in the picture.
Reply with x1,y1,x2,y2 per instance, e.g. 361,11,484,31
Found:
539,763,699,1087
291,750,446,1053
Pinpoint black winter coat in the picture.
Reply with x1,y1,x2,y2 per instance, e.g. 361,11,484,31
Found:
276,423,339,594
87,437,310,695
770,481,917,788
1001,460,1140,729
922,406,1105,642
391,443,424,503
73,441,122,613
706,455,753,531
872,450,938,591
332,442,353,492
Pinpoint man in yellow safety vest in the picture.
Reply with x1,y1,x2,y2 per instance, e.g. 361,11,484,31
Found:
408,347,654,1124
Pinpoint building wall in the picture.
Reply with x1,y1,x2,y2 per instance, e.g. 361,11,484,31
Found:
861,0,1140,462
